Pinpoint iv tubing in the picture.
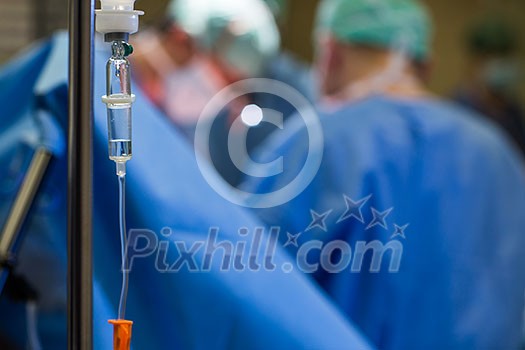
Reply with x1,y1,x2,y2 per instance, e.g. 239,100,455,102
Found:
26,301,42,350
67,0,94,347
118,173,129,320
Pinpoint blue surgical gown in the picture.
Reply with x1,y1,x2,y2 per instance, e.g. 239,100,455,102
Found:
243,95,525,349
0,33,373,349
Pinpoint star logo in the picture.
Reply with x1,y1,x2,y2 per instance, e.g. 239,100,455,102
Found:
366,207,393,230
391,224,409,239
337,194,372,224
305,209,332,232
284,232,302,248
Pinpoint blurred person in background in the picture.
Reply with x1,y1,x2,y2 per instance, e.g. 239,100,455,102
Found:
243,0,525,348
454,17,525,156
132,0,280,140
133,0,315,186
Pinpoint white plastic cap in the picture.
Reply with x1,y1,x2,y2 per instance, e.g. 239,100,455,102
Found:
96,0,144,35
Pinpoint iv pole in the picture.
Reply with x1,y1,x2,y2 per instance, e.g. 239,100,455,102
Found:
67,0,94,348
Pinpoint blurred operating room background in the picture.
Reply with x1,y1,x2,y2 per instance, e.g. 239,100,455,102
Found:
1,0,525,348
0,0,524,101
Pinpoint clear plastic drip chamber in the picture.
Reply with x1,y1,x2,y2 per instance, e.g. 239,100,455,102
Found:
103,41,135,174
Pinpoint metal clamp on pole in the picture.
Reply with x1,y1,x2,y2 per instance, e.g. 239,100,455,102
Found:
67,0,94,348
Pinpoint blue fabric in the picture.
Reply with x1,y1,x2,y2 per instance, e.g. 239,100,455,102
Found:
243,95,525,349
0,33,373,349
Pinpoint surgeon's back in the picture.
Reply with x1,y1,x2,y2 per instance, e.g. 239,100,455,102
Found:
244,95,525,350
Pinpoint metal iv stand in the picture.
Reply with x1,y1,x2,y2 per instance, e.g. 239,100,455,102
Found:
67,0,94,348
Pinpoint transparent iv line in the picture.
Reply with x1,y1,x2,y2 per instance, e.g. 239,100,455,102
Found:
118,174,129,320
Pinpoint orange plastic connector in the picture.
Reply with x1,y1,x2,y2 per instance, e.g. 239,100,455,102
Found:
108,319,133,350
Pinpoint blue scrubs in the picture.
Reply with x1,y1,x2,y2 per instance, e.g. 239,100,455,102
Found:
243,95,525,349
0,33,373,349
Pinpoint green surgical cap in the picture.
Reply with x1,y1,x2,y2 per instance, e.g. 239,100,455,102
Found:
316,0,432,61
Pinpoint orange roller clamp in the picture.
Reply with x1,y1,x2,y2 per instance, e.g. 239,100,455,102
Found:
108,319,133,350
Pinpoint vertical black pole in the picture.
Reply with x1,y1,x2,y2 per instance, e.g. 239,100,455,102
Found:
67,0,94,348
